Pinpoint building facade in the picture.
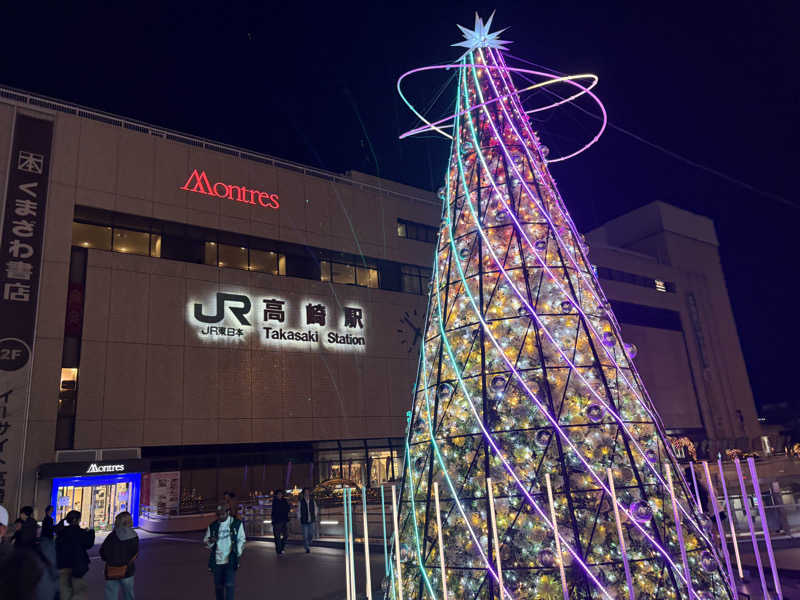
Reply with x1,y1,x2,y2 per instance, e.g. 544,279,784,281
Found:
0,88,759,528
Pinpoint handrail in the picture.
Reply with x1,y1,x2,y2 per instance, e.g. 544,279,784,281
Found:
0,85,437,207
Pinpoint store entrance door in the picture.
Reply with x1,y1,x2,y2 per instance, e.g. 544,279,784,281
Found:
52,473,141,529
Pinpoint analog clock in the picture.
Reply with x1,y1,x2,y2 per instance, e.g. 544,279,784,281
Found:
397,309,423,354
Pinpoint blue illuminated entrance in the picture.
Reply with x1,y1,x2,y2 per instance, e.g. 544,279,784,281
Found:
51,472,141,528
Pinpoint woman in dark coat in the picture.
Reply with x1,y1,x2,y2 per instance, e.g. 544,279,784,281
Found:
100,511,138,600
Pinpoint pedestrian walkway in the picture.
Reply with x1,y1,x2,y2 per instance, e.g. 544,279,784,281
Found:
83,531,383,600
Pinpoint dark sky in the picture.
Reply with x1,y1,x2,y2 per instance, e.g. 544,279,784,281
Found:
2,1,798,418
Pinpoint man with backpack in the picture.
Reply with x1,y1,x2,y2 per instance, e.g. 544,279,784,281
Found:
204,505,245,600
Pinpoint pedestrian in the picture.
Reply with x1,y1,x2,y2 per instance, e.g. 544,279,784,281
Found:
0,504,12,564
55,509,95,600
14,506,38,549
296,487,318,553
204,505,245,600
0,504,58,600
100,511,138,600
271,489,290,555
39,504,56,572
223,491,240,520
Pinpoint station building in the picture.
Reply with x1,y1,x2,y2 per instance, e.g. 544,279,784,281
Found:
0,87,760,529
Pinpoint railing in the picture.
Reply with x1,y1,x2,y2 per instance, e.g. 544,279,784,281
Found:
0,84,437,207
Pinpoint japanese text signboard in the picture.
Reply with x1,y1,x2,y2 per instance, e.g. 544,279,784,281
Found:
0,113,53,512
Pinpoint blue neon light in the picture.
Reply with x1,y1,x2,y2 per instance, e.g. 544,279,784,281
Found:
51,472,141,527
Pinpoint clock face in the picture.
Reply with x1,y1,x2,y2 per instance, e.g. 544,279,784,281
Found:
397,309,423,354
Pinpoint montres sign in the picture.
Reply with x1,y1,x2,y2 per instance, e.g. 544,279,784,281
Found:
86,463,125,474
180,169,280,210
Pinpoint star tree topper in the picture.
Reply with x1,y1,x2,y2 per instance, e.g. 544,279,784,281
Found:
452,11,511,58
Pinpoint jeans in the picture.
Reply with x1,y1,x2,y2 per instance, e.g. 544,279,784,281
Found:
105,576,135,600
59,569,89,600
272,521,288,553
302,522,314,551
213,561,236,600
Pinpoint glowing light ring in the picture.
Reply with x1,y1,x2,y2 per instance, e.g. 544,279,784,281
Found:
397,63,607,162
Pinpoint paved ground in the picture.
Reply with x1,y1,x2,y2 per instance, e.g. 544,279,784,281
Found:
84,531,384,600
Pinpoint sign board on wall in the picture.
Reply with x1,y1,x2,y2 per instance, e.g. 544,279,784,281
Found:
180,169,280,210
0,113,53,512
149,471,180,516
188,293,367,351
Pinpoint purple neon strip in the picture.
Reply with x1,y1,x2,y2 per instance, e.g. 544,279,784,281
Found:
718,458,744,579
485,47,708,517
702,461,738,599
466,50,718,565
452,63,702,597
734,459,770,599
691,462,703,511
747,458,782,600
669,469,695,598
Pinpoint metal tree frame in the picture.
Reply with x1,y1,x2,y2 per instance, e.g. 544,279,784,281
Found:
390,42,734,600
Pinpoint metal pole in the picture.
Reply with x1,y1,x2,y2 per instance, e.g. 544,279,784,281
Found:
381,485,390,579
734,458,769,599
433,482,448,600
701,461,738,599
747,458,782,600
607,468,635,600
362,486,373,600
486,478,504,600
344,487,352,600
717,458,744,578
690,461,703,511
666,467,693,598
349,488,357,600
545,473,569,600
391,484,404,600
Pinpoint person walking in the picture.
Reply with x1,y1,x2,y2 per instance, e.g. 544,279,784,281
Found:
204,505,245,600
270,489,290,555
39,504,56,573
13,506,38,549
296,488,317,553
100,511,138,600
55,510,95,600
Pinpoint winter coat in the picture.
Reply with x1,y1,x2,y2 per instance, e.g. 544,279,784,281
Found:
40,516,54,540
100,527,139,579
55,521,95,577
13,517,37,549
271,498,290,524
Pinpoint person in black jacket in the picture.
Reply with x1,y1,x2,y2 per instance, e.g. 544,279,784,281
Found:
13,506,38,549
55,509,95,600
271,489,291,555
100,511,138,600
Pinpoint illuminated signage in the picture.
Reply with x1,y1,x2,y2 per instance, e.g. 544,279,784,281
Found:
188,292,366,351
180,169,280,210
86,463,125,474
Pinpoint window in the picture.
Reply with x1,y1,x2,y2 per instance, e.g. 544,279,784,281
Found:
595,266,676,293
320,259,379,288
112,228,150,256
218,244,249,270
401,265,432,295
250,249,284,275
397,219,437,243
204,242,217,266
72,222,112,250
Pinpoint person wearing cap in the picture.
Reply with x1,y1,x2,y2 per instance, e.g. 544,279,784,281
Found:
0,504,11,561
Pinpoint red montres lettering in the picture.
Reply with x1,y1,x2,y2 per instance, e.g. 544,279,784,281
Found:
181,169,280,210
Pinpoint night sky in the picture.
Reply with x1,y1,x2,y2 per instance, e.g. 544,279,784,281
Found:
2,1,798,419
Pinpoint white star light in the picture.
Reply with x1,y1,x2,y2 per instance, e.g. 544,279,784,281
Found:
452,11,511,58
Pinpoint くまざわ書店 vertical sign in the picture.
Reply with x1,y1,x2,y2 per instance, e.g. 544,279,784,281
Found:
0,113,54,513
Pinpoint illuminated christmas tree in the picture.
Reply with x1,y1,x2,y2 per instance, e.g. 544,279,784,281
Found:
389,13,735,600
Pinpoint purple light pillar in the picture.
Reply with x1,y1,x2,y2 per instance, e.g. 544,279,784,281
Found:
734,458,770,599
746,457,782,600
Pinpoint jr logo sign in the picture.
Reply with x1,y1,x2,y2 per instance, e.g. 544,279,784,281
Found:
193,293,251,326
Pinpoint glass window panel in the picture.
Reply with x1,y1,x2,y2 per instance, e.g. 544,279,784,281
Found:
250,249,279,274
402,274,421,295
320,260,331,282
331,262,355,285
364,267,379,288
397,222,406,238
72,222,112,250
112,228,150,256
218,244,249,270
278,254,286,276
204,242,217,266
150,234,162,258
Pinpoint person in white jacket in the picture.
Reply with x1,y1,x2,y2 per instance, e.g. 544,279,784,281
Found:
296,488,318,553
204,506,245,600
